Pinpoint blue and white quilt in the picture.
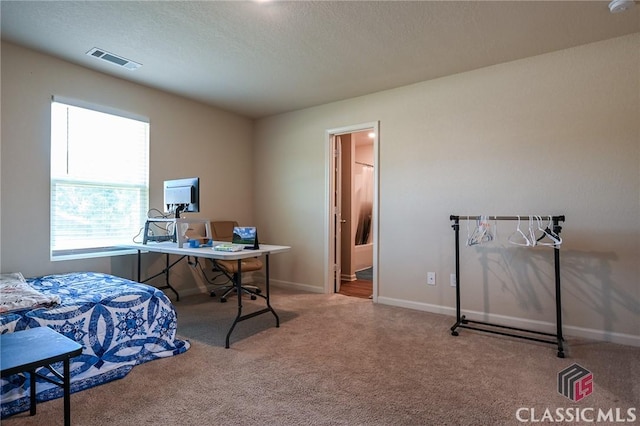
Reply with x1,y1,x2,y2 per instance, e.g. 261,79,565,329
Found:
0,272,190,418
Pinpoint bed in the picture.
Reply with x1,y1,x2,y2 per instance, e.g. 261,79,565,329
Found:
0,272,190,418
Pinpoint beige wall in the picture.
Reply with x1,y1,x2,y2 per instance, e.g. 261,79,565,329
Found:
1,34,638,345
1,42,254,294
254,34,639,344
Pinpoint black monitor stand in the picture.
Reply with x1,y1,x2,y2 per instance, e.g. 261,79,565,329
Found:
244,231,260,250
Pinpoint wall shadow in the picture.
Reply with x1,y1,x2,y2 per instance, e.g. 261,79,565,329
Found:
465,245,638,338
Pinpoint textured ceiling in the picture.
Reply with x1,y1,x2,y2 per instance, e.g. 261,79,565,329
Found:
1,1,638,118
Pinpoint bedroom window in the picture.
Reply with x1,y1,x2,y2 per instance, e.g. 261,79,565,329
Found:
50,97,149,260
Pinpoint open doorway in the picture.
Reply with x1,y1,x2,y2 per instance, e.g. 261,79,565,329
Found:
325,122,379,301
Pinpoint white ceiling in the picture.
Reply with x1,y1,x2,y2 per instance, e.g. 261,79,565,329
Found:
1,1,638,118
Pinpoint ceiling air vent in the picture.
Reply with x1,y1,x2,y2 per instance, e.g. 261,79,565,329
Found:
86,47,141,70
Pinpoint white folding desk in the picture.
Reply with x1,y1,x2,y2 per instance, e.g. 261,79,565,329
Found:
121,242,291,348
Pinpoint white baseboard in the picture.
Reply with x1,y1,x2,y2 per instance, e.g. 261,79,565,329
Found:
175,287,203,298
172,279,639,348
560,324,640,348
271,279,325,294
171,277,324,299
377,296,640,348
340,274,357,282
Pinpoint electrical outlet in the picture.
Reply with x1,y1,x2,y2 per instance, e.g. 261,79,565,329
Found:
427,272,436,285
450,273,457,287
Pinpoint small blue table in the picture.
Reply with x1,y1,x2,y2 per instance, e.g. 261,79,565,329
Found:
1,327,82,426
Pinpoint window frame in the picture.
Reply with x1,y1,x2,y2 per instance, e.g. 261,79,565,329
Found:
50,96,150,261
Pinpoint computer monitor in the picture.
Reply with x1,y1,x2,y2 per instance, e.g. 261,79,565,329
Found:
164,177,199,218
232,226,259,249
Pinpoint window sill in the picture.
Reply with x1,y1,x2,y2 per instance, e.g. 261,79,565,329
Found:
51,247,138,262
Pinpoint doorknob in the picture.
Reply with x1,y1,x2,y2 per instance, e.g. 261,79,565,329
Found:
340,220,346,223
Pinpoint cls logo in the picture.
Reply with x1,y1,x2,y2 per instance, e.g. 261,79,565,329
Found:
558,363,593,402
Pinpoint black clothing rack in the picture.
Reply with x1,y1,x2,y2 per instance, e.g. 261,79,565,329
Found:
449,215,566,358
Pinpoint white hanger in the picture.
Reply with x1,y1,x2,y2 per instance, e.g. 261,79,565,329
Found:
467,215,494,246
508,215,534,247
527,215,538,247
466,216,473,246
481,216,495,244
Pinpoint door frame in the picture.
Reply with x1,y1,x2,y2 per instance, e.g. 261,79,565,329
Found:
324,121,379,301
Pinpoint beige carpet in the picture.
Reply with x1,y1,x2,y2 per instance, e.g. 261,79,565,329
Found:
4,287,639,425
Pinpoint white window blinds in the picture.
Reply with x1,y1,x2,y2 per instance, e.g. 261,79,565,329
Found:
50,98,149,259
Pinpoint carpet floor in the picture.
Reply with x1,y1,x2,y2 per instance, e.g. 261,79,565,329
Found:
3,286,639,425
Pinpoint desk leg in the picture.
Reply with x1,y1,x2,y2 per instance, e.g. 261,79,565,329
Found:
163,254,180,301
224,255,281,348
29,369,36,416
265,254,279,327
136,252,182,301
225,259,244,349
63,359,71,426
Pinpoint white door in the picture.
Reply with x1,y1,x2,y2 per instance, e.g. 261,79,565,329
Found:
326,122,379,300
333,135,343,293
